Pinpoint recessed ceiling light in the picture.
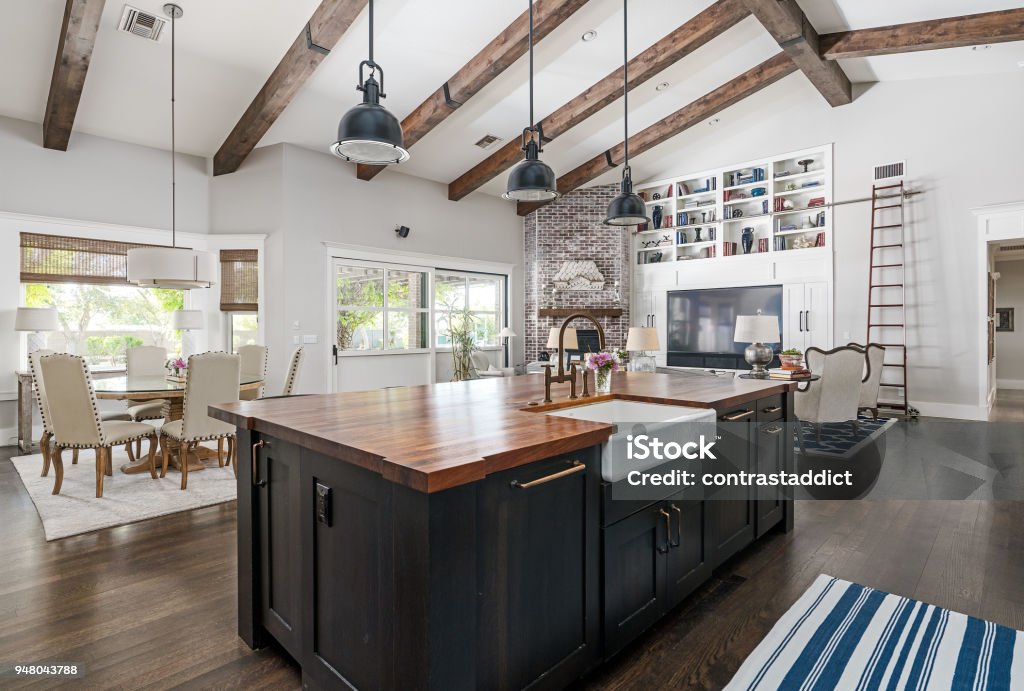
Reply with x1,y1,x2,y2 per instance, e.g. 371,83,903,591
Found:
581,29,597,42
655,81,669,92
972,45,991,51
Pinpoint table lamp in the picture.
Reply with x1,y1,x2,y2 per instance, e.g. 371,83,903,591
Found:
498,327,516,368
15,307,59,368
546,327,577,367
173,309,204,358
625,327,659,372
733,312,780,378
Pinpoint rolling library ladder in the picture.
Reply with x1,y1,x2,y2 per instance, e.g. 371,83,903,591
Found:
866,182,918,417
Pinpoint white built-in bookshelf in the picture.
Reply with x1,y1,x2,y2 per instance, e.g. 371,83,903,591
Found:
634,145,833,267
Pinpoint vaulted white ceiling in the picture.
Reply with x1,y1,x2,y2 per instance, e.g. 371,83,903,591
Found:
1,0,1022,197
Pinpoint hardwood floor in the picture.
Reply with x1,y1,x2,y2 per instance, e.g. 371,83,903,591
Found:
2,445,1022,690
991,388,1024,422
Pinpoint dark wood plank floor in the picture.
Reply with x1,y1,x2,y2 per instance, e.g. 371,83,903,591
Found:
2,445,1023,690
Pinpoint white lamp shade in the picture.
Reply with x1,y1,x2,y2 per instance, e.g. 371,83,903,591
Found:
498,327,517,338
15,307,59,332
546,327,578,350
127,247,216,289
172,309,205,331
734,314,780,343
626,327,660,351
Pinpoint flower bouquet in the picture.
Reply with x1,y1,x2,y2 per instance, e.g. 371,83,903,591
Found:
587,351,621,394
166,357,188,382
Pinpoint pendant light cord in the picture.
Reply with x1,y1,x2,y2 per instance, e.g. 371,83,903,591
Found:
368,0,374,65
528,0,534,130
170,8,177,248
622,0,629,169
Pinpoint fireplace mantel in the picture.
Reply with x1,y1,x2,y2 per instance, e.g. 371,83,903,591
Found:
537,308,624,319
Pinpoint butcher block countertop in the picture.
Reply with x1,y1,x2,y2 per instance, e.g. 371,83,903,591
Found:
209,372,793,493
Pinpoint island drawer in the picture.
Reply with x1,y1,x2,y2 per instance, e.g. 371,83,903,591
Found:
756,394,785,422
602,483,677,527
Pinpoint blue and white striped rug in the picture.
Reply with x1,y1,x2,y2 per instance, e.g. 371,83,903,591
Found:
727,575,1024,690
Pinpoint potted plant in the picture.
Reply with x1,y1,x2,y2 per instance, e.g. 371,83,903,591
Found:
444,307,478,382
779,348,803,370
587,351,621,394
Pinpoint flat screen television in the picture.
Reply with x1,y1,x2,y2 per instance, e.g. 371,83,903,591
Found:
666,285,783,369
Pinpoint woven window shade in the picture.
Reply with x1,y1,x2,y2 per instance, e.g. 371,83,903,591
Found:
220,249,259,311
19,232,173,286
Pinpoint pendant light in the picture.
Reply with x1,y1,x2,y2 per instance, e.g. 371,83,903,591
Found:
503,0,558,201
330,0,409,165
127,4,216,289
604,0,649,226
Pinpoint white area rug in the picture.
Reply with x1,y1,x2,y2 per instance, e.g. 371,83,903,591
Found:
12,447,236,541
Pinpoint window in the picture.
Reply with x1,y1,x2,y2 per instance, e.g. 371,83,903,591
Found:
19,232,189,367
335,263,429,352
229,313,259,352
434,271,504,348
23,283,184,367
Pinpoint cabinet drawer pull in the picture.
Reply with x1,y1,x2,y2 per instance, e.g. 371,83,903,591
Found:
670,504,682,548
762,405,782,414
658,508,671,554
764,425,784,435
510,461,584,489
721,409,754,421
251,439,269,488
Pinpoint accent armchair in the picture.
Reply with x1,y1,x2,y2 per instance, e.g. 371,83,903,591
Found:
794,345,866,453
849,343,886,420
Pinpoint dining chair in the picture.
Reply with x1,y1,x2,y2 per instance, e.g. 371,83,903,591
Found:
28,349,55,477
794,345,865,453
39,354,159,498
124,345,170,458
159,351,240,490
238,344,268,400
281,347,304,396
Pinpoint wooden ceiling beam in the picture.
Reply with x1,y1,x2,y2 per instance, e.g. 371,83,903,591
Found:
741,0,851,106
43,0,107,151
448,0,749,202
355,0,591,182
819,9,1024,60
517,53,796,216
213,0,367,176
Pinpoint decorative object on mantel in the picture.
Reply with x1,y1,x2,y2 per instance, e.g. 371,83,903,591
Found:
552,261,605,290
586,351,620,394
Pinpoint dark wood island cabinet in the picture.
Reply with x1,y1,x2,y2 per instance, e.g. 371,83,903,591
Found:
211,373,795,691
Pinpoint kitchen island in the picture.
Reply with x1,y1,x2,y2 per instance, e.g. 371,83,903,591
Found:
211,372,795,691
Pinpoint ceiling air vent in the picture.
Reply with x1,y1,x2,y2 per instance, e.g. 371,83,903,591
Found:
118,5,167,41
474,134,502,149
999,244,1024,252
873,160,905,181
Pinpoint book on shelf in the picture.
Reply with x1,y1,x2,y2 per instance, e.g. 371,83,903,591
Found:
774,237,786,251
808,197,825,208
757,238,769,253
723,242,737,256
814,232,826,247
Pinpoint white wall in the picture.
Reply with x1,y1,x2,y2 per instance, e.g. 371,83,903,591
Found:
210,144,525,395
0,115,208,232
996,259,1024,389
633,70,1024,419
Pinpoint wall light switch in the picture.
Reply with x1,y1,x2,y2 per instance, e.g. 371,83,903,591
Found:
303,335,318,344
293,335,301,345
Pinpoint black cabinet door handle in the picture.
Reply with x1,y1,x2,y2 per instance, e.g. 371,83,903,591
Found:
251,439,269,488
657,508,671,554
670,504,682,548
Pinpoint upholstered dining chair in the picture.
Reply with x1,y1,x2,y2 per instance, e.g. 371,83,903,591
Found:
794,345,866,453
28,349,55,477
281,347,304,396
238,344,267,400
159,351,240,490
124,345,169,459
39,354,159,498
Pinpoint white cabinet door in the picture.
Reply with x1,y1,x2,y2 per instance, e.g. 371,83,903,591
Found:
652,290,668,365
803,281,829,350
782,284,806,350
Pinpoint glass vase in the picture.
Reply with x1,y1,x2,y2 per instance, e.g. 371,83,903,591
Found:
595,368,612,394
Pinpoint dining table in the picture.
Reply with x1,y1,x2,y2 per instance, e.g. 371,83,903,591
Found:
93,374,264,475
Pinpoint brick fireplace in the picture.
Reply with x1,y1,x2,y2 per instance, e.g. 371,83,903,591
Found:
524,183,631,361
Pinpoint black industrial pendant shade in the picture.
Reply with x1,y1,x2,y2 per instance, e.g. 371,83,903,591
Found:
604,0,649,226
331,0,409,165
504,0,558,201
